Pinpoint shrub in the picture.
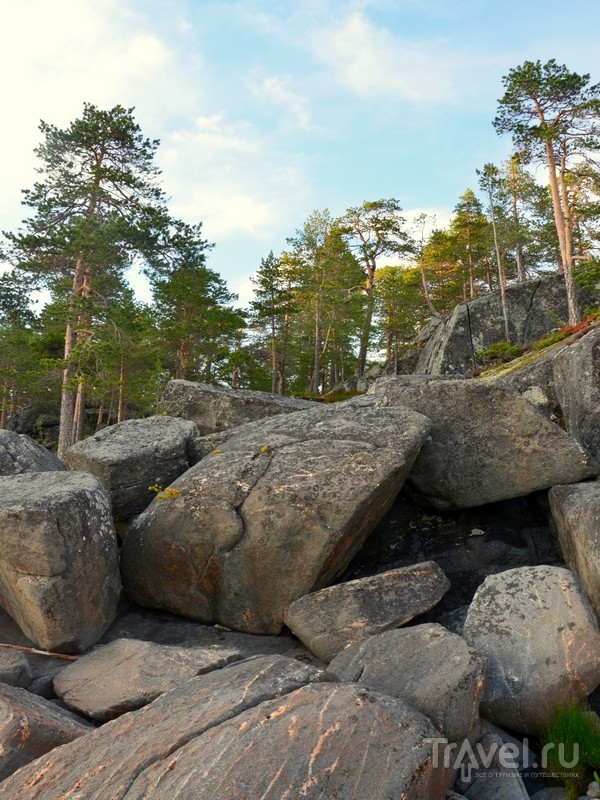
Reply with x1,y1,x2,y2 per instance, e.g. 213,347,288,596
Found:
476,340,522,363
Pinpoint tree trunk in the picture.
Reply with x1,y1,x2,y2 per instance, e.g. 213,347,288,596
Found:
73,380,86,444
117,356,126,423
96,398,105,431
0,383,8,429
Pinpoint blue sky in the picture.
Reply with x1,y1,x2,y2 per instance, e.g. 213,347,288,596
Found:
2,0,600,306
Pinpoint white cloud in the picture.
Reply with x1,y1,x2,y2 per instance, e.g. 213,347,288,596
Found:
311,11,471,104
251,76,312,129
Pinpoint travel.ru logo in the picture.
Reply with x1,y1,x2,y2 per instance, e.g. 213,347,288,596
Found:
426,736,579,782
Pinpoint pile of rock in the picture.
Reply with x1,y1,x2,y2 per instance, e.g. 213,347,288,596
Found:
0,333,599,798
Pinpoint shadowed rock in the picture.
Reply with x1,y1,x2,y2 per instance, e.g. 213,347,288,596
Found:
0,430,64,475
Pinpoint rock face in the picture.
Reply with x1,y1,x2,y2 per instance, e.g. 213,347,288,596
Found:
376,378,596,508
0,683,92,781
53,638,243,721
284,561,451,662
121,401,432,634
462,565,600,733
0,655,449,800
497,325,600,465
553,326,600,464
64,415,200,520
0,430,64,475
327,624,487,742
161,379,315,435
0,471,121,653
415,274,574,375
549,482,600,616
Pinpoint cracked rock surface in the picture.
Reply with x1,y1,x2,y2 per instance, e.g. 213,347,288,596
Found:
64,416,200,520
462,565,600,734
121,401,432,634
0,471,121,653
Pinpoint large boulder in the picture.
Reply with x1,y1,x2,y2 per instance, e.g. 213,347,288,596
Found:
549,482,600,616
0,683,92,781
376,378,596,508
553,326,600,464
64,415,200,520
121,401,432,634
284,561,450,662
53,638,243,721
0,471,121,653
462,565,600,733
415,274,575,375
327,624,487,742
0,430,64,475
161,379,314,435
0,654,449,800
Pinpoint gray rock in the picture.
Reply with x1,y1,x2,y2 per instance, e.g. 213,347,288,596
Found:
0,655,322,799
463,769,529,799
121,402,432,634
415,274,575,375
53,638,243,721
462,566,600,734
496,348,564,424
529,790,567,800
0,471,121,653
0,648,33,687
549,482,600,616
378,379,596,508
0,430,64,475
553,326,600,464
0,682,92,781
327,623,487,742
284,561,451,662
161,379,315,435
118,682,448,800
64,415,200,520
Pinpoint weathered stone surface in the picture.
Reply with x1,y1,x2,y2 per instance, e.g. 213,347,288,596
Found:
0,648,33,687
119,683,448,800
0,683,92,781
462,566,600,734
463,769,529,800
0,655,321,799
549,482,600,616
284,561,451,662
54,637,243,721
378,379,595,508
553,326,600,464
327,623,486,742
161,379,314,435
121,401,432,634
0,430,64,475
64,415,200,520
0,471,121,653
415,274,575,375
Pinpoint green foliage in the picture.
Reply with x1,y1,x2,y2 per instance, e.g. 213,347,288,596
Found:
476,340,522,362
540,702,600,799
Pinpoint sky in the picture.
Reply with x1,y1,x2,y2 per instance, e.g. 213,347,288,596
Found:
2,0,600,307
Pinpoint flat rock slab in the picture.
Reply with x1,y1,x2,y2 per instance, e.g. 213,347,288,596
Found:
0,471,121,653
161,379,315,435
119,683,448,800
0,430,64,475
549,482,600,616
121,402,432,634
327,623,486,742
64,415,199,520
463,565,600,734
377,379,595,508
284,561,451,662
0,682,92,781
54,637,243,721
0,655,322,799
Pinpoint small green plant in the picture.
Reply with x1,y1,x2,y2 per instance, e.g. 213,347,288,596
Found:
148,484,181,503
540,702,600,799
476,340,523,363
